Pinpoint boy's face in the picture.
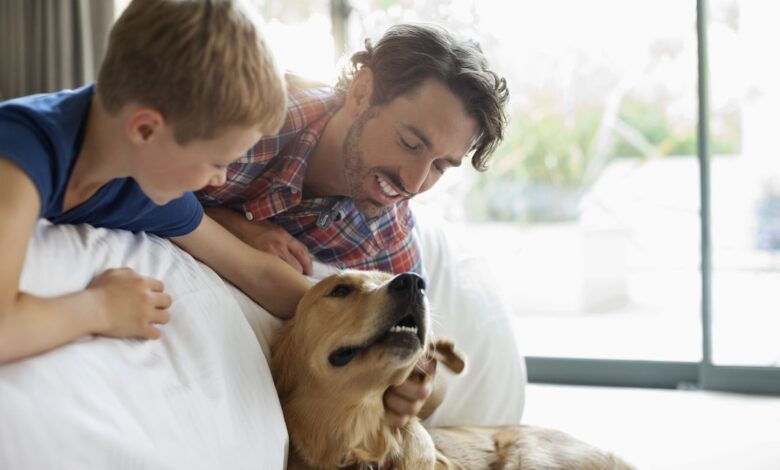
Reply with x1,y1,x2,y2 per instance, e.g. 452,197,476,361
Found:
132,124,263,205
342,78,478,218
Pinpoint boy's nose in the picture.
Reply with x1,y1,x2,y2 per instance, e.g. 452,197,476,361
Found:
210,169,228,187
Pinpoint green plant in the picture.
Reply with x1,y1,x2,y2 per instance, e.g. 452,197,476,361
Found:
466,95,740,223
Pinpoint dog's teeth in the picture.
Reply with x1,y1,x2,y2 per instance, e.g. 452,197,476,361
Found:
389,325,418,334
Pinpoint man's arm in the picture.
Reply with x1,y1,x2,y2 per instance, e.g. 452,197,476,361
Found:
171,214,311,319
0,159,170,365
206,206,313,275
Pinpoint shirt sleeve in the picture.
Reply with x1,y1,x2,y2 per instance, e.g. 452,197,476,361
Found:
0,112,56,213
146,192,205,237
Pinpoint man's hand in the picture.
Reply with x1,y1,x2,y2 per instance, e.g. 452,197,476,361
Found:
383,357,437,428
206,207,313,275
239,219,313,275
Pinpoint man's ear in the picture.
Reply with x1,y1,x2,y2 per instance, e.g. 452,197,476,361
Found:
344,67,374,118
430,338,467,375
127,108,165,144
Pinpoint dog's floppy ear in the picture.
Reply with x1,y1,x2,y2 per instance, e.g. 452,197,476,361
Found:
430,338,466,375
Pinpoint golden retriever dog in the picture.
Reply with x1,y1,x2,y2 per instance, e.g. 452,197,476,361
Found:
271,270,635,470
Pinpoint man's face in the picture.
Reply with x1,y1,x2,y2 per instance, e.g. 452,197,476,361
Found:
341,78,479,218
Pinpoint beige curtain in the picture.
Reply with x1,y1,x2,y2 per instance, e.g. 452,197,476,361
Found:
0,0,114,100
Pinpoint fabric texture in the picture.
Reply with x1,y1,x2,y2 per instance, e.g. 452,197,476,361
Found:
0,85,204,237
1,221,287,470
197,73,421,274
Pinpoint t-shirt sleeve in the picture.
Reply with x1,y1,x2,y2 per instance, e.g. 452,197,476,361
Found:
0,112,56,213
145,192,205,237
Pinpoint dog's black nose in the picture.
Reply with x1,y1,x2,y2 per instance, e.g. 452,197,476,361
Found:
389,272,426,293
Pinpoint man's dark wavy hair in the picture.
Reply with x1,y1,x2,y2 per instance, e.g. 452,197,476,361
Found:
334,23,509,171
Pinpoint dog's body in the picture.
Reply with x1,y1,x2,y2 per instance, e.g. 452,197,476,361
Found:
430,425,633,470
271,270,634,470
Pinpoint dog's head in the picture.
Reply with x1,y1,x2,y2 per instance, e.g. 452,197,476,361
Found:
270,270,430,468
273,270,429,392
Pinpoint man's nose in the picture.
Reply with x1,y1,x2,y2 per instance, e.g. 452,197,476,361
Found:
400,160,431,195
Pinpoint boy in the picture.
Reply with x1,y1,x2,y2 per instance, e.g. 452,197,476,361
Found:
0,0,310,365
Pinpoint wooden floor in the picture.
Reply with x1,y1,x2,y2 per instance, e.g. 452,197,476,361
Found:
522,384,780,469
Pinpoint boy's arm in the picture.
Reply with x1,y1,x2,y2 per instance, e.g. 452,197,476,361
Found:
0,158,171,365
171,215,311,319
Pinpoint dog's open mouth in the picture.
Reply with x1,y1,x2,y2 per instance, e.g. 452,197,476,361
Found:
377,312,420,344
328,308,426,368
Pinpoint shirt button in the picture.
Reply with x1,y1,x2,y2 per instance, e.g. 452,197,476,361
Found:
290,188,299,195
245,211,254,221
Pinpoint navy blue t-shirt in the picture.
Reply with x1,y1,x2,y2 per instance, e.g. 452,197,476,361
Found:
0,85,203,237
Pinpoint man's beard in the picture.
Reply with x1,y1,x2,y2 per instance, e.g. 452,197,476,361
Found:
342,108,387,219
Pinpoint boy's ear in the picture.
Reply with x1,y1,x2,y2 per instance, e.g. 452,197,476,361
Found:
127,108,165,143
429,338,467,375
345,67,374,118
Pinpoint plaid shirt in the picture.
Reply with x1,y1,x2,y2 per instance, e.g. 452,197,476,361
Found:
197,74,421,274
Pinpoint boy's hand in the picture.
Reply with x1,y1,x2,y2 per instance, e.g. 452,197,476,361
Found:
87,268,172,339
383,358,437,428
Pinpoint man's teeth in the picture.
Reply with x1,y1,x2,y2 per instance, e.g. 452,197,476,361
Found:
377,175,400,197
389,325,418,334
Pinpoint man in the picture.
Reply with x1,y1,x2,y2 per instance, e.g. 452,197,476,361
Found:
197,23,510,427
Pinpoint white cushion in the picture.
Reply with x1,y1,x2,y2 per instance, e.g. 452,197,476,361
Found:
412,203,527,426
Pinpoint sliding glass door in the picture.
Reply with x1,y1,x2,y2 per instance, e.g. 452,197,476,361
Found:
700,0,780,394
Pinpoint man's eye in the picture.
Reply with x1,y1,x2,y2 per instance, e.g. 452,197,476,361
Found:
400,138,420,151
329,284,353,298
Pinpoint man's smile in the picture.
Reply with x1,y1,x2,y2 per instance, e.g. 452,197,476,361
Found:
373,174,405,205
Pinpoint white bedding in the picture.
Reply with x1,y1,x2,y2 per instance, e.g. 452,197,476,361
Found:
0,209,525,469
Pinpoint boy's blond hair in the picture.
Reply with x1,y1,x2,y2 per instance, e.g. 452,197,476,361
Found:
97,0,286,144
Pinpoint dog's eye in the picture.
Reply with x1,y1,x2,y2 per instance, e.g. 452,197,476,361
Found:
328,284,352,298
328,346,361,367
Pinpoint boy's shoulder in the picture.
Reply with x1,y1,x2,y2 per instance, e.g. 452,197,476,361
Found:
0,85,95,151
0,86,95,214
0,85,94,121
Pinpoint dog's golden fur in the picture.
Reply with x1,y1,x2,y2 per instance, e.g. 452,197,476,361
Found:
271,270,635,470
